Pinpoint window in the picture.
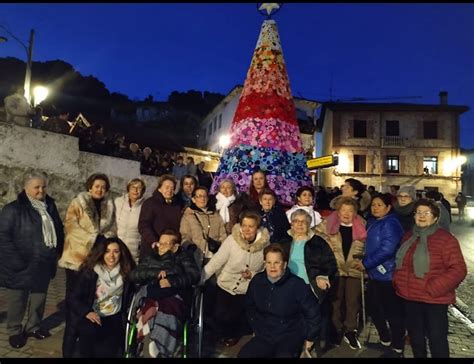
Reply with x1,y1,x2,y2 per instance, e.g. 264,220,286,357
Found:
386,120,399,136
208,124,212,136
353,119,367,138
423,121,438,139
353,155,366,172
201,128,206,140
423,157,438,175
213,116,217,132
218,114,222,129
386,155,399,173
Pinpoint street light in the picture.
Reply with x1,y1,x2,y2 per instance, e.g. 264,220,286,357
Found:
33,86,49,107
0,25,35,105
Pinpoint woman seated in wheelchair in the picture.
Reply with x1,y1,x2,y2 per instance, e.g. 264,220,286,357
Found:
69,237,136,358
130,229,200,358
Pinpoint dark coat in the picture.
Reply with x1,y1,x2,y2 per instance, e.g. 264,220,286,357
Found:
130,245,200,302
69,269,134,331
259,205,290,244
246,268,320,343
0,191,64,289
393,202,415,233
138,190,182,260
281,232,338,303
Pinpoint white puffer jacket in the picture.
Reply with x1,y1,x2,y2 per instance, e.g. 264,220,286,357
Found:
203,224,270,295
114,193,145,263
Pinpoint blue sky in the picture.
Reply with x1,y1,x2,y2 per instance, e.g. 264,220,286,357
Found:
1,3,473,147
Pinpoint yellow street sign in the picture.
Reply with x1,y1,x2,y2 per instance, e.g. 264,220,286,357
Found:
307,155,337,169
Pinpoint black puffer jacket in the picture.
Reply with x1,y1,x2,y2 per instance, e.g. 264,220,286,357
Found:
281,231,338,303
0,191,64,289
130,245,200,300
246,268,320,343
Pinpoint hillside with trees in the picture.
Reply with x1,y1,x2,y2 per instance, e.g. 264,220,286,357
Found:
0,57,225,148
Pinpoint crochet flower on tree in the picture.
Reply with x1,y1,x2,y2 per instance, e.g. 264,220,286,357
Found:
210,17,311,205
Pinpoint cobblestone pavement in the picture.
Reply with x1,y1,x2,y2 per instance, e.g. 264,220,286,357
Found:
1,268,473,358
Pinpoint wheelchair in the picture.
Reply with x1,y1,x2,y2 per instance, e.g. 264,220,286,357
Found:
124,242,205,358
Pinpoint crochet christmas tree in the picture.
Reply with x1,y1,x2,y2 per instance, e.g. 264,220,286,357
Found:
210,18,311,206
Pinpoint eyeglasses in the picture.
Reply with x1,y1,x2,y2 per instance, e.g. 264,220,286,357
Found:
158,240,176,247
194,194,208,199
292,219,307,224
414,211,433,217
397,194,411,199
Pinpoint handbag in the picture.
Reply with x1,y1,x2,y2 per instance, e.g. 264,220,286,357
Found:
193,213,221,254
206,236,221,254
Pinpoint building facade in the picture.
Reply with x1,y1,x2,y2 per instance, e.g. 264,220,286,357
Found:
198,85,320,156
317,93,469,202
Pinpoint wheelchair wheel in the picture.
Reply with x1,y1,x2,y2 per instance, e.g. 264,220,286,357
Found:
184,287,204,358
124,292,142,358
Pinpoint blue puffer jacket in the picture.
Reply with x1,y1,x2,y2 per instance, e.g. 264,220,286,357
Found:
363,212,403,281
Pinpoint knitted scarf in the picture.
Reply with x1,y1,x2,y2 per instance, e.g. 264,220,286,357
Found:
215,192,236,223
393,201,415,217
395,223,439,278
27,195,57,248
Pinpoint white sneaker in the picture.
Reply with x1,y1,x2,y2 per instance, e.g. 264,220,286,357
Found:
380,339,391,347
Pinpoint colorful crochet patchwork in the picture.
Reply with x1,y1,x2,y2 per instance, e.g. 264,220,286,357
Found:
211,19,311,205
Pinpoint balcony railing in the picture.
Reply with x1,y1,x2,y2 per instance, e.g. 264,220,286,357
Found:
381,136,405,147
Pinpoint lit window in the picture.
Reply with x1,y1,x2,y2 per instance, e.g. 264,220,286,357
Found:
386,156,399,173
423,157,438,174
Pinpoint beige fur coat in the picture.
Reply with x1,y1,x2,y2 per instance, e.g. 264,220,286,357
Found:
58,191,116,271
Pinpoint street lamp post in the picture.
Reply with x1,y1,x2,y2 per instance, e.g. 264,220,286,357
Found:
0,26,35,105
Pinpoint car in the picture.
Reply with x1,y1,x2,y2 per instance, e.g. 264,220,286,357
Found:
465,196,474,226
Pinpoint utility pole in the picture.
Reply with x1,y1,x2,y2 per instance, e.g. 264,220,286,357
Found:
0,26,35,105
24,29,35,105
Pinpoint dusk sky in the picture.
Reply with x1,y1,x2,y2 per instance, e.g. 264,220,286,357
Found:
1,3,473,147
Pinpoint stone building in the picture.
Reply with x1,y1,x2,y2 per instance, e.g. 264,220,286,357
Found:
317,92,469,202
198,85,319,157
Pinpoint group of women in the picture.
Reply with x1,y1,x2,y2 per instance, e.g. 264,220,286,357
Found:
0,169,467,359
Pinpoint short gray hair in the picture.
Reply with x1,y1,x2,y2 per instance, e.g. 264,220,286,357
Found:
290,209,311,226
23,171,48,187
219,178,236,194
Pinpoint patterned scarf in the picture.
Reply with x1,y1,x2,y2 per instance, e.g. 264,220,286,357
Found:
27,195,57,248
395,223,438,278
215,192,236,223
93,264,124,317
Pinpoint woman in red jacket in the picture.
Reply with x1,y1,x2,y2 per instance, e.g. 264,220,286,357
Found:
393,199,467,358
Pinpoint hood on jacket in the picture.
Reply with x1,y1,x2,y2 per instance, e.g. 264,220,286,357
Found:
231,223,270,253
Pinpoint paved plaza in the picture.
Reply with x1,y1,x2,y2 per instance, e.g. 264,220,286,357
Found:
0,266,473,358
